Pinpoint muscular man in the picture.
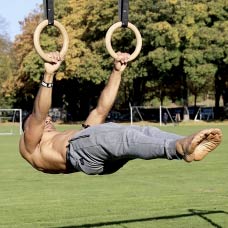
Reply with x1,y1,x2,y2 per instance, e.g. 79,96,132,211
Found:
19,52,222,175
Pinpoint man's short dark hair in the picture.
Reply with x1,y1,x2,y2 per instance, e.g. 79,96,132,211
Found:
22,112,31,132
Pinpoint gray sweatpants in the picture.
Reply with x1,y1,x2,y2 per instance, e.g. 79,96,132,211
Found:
66,122,184,175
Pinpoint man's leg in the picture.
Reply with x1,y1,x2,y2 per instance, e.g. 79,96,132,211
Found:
94,124,222,162
68,123,222,175
94,123,184,161
129,125,183,140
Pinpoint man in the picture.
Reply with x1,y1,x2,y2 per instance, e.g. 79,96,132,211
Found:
19,52,222,175
163,112,168,125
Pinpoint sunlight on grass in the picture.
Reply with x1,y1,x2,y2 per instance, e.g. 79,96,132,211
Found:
0,122,227,227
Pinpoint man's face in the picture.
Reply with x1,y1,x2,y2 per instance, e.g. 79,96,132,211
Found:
44,116,56,132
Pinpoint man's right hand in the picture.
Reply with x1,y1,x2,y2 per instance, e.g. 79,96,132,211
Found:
44,52,63,75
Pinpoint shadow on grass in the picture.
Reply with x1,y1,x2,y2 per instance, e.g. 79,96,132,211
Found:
55,209,228,228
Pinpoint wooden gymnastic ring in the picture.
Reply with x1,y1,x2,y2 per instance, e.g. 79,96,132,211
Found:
105,22,142,61
33,19,69,62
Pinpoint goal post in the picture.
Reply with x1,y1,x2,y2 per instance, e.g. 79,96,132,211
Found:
129,103,156,125
159,106,175,126
130,104,145,125
0,109,23,135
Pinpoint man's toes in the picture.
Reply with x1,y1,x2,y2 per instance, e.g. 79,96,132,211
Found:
193,128,222,161
192,129,222,148
210,128,222,143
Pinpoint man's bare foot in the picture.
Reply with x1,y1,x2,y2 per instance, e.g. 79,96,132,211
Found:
176,128,222,162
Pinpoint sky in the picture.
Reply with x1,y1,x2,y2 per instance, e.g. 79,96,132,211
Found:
0,0,43,41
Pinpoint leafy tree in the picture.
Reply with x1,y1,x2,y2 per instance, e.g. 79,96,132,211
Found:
142,0,227,118
0,16,14,108
8,0,228,120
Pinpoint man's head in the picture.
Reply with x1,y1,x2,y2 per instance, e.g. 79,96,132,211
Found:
22,113,56,132
44,115,56,132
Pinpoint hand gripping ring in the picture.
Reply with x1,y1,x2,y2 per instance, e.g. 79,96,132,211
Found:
105,22,142,61
33,20,69,62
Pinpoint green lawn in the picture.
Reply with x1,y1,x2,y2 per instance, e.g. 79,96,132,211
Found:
0,123,227,228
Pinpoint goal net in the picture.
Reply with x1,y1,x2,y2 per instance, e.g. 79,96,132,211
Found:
159,106,176,126
194,107,214,121
0,109,23,135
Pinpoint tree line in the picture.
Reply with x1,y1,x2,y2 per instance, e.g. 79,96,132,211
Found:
0,0,227,121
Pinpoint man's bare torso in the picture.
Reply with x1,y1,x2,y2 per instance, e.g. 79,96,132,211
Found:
19,129,80,174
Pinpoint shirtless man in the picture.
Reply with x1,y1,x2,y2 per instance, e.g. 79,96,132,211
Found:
19,52,222,175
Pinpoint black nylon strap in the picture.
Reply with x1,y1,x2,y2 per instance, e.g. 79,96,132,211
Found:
43,0,54,25
118,0,129,27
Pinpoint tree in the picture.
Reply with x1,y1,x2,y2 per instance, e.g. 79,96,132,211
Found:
8,0,228,120
0,16,14,108
142,0,227,118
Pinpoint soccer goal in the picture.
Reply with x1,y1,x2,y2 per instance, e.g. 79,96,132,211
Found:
129,104,146,124
129,104,175,126
0,109,23,135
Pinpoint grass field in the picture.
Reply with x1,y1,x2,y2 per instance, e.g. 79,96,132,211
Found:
0,122,227,228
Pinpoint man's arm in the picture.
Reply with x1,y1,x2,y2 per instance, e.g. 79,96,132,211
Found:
84,52,130,126
23,52,62,152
